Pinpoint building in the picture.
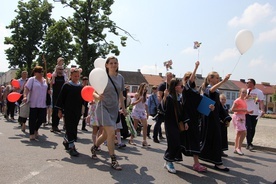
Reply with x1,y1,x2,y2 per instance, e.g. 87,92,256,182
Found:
0,69,18,86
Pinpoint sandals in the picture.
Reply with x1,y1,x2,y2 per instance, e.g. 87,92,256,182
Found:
90,145,98,159
128,140,136,146
142,141,151,148
193,163,207,172
111,155,122,170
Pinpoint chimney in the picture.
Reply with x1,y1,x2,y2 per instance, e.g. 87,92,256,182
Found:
159,73,162,77
240,79,245,83
137,69,141,73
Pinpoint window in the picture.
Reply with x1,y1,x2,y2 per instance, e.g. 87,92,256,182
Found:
226,92,230,99
232,92,236,100
132,86,138,93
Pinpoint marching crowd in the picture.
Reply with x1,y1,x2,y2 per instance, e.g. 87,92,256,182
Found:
0,57,265,174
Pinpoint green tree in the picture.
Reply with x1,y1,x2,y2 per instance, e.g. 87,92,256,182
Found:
55,0,133,76
38,19,76,73
4,0,53,76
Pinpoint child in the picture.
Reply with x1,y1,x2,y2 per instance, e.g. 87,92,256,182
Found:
219,94,232,157
231,88,253,155
56,67,83,156
86,100,103,151
163,78,188,174
181,61,207,172
51,57,67,84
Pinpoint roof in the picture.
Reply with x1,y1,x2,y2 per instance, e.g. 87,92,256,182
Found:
231,80,275,95
119,70,148,85
143,74,164,86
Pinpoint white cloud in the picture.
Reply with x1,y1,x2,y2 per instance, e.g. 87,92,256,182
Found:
257,27,276,42
271,16,276,23
213,48,239,62
228,3,273,27
248,57,264,67
140,65,165,75
181,47,196,55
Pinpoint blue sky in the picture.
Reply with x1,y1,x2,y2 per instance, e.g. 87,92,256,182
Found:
1,0,275,84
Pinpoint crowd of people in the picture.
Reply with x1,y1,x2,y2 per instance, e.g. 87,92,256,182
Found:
0,58,265,173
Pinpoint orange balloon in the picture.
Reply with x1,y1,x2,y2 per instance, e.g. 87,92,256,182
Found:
11,80,20,88
47,73,52,78
81,86,95,102
7,92,22,102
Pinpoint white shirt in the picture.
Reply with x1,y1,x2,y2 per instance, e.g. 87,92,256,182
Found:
246,88,264,116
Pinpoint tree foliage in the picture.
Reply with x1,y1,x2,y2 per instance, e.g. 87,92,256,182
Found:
4,0,53,76
38,20,76,73
4,0,133,77
57,0,129,76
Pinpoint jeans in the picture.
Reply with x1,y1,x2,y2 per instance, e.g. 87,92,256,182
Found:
153,114,164,139
246,114,258,146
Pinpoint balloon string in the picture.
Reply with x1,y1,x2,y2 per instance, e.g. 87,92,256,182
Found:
231,55,242,74
197,49,200,61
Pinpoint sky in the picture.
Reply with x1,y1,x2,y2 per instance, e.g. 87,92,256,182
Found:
1,0,276,84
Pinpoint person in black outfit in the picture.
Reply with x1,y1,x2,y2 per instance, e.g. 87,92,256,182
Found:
50,65,66,132
56,68,84,156
153,72,173,143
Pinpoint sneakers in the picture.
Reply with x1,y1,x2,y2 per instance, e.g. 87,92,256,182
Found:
63,141,69,150
153,138,160,143
68,148,79,157
50,127,61,132
246,144,254,151
118,143,126,149
164,162,176,174
159,136,166,140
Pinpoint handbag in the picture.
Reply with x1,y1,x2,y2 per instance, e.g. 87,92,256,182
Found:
19,102,30,118
107,74,121,124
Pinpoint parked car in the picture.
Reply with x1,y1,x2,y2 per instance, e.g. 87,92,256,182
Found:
266,110,274,114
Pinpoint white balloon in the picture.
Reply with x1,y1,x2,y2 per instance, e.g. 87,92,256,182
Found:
235,29,254,55
89,68,108,94
94,58,106,70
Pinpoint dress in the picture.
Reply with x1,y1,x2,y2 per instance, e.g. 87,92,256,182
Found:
163,94,183,162
96,74,124,127
181,80,202,156
232,98,247,132
199,85,223,165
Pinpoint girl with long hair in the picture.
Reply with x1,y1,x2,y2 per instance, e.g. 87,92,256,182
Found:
129,82,150,147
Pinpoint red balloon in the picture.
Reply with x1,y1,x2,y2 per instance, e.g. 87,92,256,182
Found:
81,86,95,102
11,80,20,88
47,73,52,78
7,92,22,102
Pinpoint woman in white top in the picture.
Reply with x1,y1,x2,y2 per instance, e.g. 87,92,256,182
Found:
129,82,150,147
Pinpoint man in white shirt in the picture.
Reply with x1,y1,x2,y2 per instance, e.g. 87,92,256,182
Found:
245,78,265,151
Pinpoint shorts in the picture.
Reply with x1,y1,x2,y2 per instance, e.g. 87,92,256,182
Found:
232,114,246,132
131,110,147,120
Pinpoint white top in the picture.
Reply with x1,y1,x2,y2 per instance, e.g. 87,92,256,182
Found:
132,96,146,112
246,88,264,116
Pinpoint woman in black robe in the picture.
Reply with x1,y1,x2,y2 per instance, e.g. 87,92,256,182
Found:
199,72,231,172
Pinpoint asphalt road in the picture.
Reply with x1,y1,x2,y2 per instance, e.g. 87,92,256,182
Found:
0,114,276,184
